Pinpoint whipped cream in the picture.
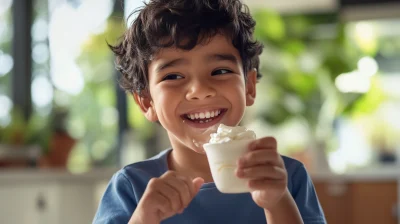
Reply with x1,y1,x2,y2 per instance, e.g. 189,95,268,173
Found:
208,124,256,144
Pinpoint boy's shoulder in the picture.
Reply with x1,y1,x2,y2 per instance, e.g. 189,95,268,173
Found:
118,149,170,181
281,155,315,192
281,155,304,171
281,155,310,179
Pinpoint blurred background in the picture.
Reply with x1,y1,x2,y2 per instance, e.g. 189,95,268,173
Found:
0,0,399,223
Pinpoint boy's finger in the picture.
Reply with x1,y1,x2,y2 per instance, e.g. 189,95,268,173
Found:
154,192,173,216
176,175,196,199
248,137,277,151
158,182,183,213
165,176,192,209
236,165,286,180
247,179,286,191
192,177,205,193
238,150,282,168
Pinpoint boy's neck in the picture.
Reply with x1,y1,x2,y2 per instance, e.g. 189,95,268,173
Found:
167,144,213,183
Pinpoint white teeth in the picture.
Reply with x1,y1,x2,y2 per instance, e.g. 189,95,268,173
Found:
199,120,204,123
199,113,205,119
186,109,223,120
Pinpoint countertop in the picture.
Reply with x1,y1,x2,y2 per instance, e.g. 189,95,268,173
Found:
0,168,118,184
310,165,400,182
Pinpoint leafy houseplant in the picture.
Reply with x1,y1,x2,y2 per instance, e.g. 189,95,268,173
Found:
0,108,51,167
0,107,75,168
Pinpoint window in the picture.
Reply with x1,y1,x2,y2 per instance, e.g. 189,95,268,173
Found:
45,0,122,171
0,0,13,126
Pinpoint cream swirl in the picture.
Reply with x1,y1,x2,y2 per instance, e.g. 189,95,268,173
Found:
208,124,256,144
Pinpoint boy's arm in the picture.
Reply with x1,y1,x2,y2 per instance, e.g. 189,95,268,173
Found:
236,137,304,224
264,189,303,224
236,137,326,224
263,163,327,224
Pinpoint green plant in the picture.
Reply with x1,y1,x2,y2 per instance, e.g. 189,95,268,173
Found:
0,108,52,153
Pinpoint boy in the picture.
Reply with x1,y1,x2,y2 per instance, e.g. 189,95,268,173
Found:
94,0,326,223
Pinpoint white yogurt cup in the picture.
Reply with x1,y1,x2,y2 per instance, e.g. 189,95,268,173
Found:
203,139,253,193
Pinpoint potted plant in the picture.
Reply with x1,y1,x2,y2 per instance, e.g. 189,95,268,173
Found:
0,108,50,167
0,107,76,168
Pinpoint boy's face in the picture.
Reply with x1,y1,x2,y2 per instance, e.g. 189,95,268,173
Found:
135,34,257,153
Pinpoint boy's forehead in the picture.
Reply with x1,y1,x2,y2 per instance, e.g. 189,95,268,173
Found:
150,34,240,61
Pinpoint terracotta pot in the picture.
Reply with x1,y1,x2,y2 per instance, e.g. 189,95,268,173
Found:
40,132,75,168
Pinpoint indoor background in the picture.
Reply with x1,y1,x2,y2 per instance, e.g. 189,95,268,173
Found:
0,0,399,223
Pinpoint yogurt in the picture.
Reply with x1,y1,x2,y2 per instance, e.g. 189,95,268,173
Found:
209,124,256,143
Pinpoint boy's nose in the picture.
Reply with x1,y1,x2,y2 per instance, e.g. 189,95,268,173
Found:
186,80,217,101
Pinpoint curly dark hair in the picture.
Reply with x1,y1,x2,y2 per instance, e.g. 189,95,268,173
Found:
110,0,263,95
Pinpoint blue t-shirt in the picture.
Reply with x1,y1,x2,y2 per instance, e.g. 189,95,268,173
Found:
93,149,326,224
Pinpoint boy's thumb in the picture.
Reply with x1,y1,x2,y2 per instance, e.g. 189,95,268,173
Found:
192,177,204,192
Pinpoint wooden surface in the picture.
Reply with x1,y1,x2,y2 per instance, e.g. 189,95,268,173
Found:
350,182,398,224
314,181,352,224
314,181,398,224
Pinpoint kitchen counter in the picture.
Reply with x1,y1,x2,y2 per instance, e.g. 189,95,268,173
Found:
0,168,117,184
311,165,400,182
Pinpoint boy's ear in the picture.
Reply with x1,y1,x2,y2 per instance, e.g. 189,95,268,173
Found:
245,68,257,106
133,93,158,122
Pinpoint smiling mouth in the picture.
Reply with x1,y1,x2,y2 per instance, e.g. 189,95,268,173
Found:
181,109,227,124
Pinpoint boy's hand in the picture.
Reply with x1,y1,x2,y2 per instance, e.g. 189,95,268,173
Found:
235,137,287,211
130,171,204,224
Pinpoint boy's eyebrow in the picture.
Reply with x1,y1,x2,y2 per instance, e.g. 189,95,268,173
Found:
207,53,239,64
155,53,239,73
155,58,187,73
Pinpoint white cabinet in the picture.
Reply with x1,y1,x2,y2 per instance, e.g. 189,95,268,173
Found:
0,169,114,224
0,184,58,224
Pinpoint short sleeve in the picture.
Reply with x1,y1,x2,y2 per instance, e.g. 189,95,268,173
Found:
290,164,327,224
93,171,137,224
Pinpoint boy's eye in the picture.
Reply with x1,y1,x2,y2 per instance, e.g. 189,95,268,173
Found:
212,69,233,76
162,74,184,81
